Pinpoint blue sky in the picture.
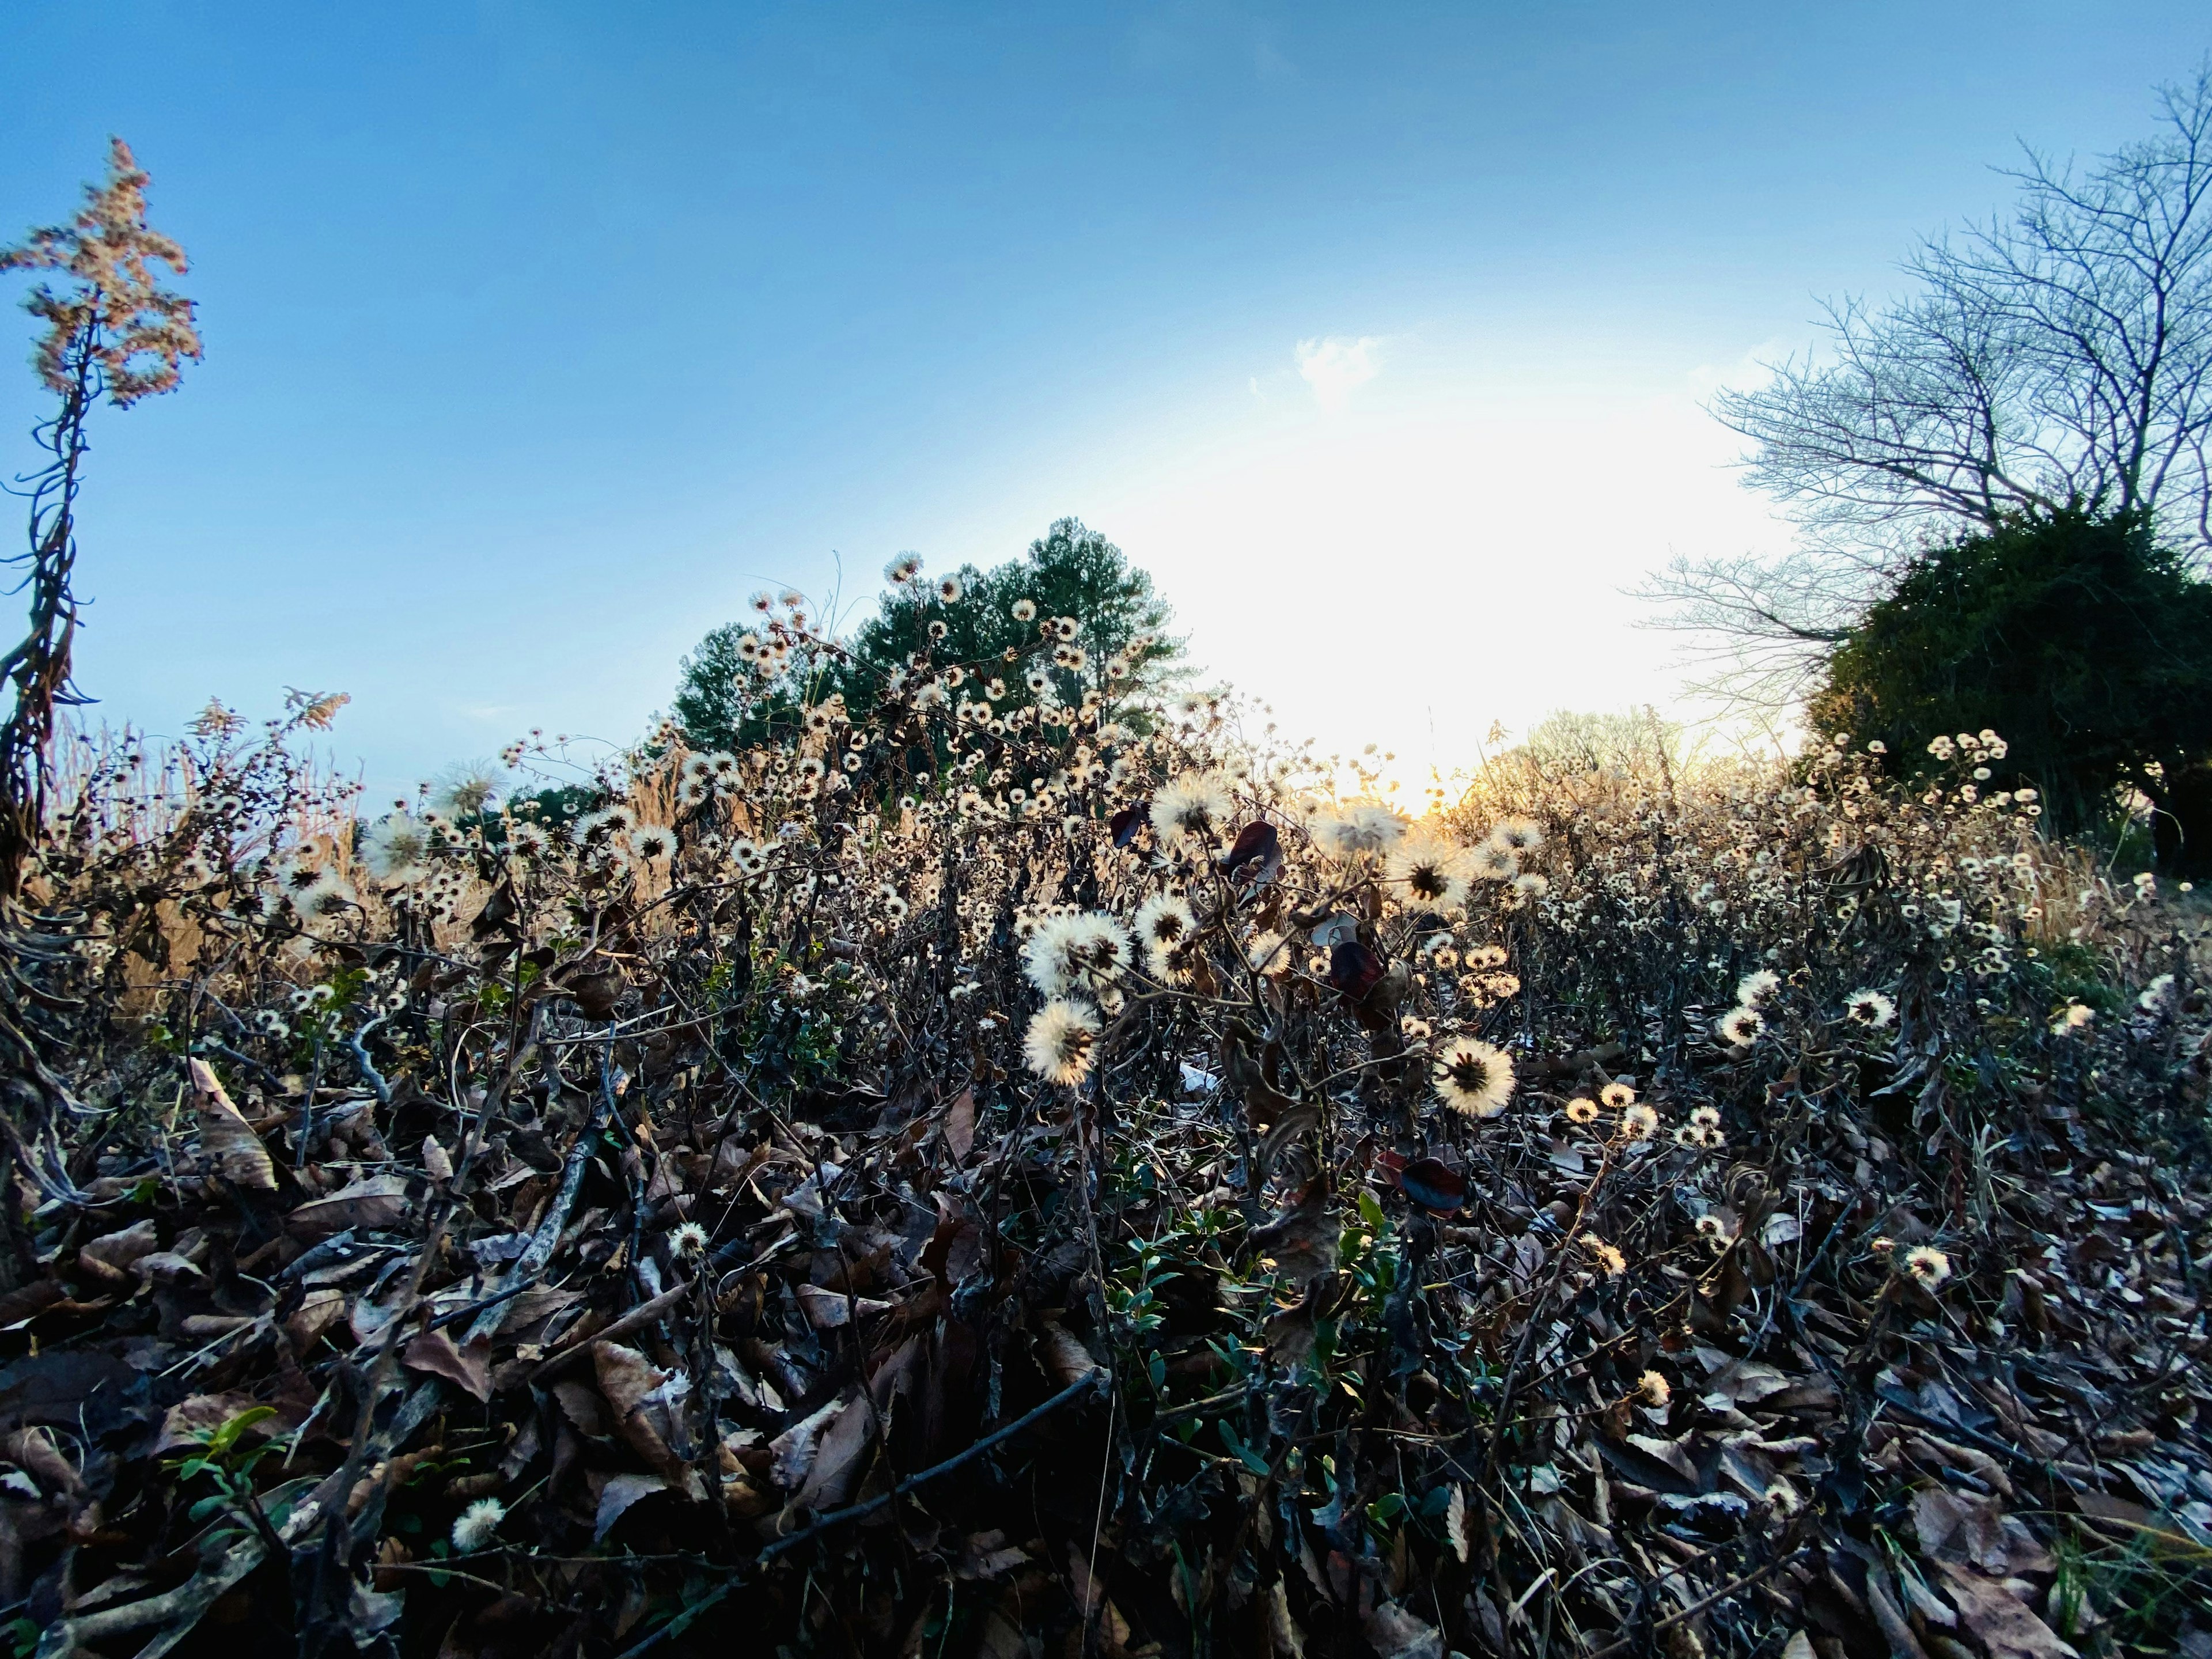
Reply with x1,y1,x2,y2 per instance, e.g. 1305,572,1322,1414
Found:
2,2,2206,797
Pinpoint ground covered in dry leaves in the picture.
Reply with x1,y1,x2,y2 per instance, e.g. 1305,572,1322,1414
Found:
0,642,2208,1659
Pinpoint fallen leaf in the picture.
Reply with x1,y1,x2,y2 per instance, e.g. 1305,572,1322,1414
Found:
287,1175,410,1240
188,1059,276,1190
402,1327,493,1402
1936,1560,2080,1659
942,1088,975,1162
593,1471,669,1540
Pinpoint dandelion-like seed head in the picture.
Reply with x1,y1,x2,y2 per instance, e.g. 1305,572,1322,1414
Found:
1843,988,1897,1028
1637,1370,1670,1408
1902,1245,1951,1289
1384,832,1471,910
937,576,963,604
1024,998,1101,1086
360,812,432,885
1150,772,1233,849
1011,599,1036,622
1690,1105,1720,1129
1432,1036,1513,1118
1564,1097,1599,1126
1619,1103,1659,1141
1734,969,1780,1008
1469,840,1519,881
1716,1006,1764,1047
885,555,922,585
1313,803,1407,859
1490,817,1543,853
669,1221,709,1257
1021,912,1132,997
430,763,505,820
1133,892,1196,950
451,1497,506,1552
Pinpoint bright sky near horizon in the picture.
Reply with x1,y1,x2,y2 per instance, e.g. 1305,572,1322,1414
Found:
2,3,2207,801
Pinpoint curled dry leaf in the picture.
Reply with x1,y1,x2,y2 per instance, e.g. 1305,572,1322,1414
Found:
187,1058,275,1190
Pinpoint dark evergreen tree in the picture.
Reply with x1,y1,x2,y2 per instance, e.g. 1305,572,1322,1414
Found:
1811,509,2212,865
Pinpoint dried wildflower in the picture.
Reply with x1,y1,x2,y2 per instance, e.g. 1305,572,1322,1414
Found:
669,1221,709,1257
1564,1097,1600,1126
885,554,922,584
1490,817,1543,853
1021,912,1132,997
1134,892,1196,951
1151,773,1233,848
1843,987,1896,1028
431,763,504,819
1384,832,1471,910
1468,840,1519,881
1619,1103,1658,1141
2,138,201,406
1010,598,1036,621
1587,1239,1626,1275
1312,804,1406,858
1902,1245,1951,1289
1024,998,1100,1086
1715,1006,1764,1047
1637,1370,1671,1408
1599,1081,1635,1109
630,825,675,861
451,1497,506,1552
359,812,432,885
291,870,357,923
1431,1036,1513,1118
936,576,963,603
1399,1016,1431,1041
1246,930,1291,976
1734,969,1780,1007
1694,1214,1729,1244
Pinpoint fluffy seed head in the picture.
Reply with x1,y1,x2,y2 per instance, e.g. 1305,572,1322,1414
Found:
1902,1245,1951,1289
451,1497,506,1552
1151,773,1233,848
1024,998,1101,1086
1432,1036,1513,1118
1843,988,1897,1028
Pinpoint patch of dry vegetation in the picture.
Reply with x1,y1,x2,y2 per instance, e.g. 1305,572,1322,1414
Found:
0,590,2206,1658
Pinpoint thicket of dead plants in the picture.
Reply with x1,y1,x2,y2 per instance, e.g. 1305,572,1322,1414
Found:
2,143,2210,1659
0,607,2206,1659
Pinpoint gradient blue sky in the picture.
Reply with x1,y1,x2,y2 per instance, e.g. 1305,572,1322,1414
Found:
3,2,2206,797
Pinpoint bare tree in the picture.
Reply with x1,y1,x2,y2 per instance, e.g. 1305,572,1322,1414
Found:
1650,65,2212,703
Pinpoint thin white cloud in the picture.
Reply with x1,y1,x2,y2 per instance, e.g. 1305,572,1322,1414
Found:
1296,335,1382,408
1685,340,1786,403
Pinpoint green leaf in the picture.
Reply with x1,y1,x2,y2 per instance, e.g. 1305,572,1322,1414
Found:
1218,1421,1273,1477
207,1405,278,1455
1358,1188,1386,1232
